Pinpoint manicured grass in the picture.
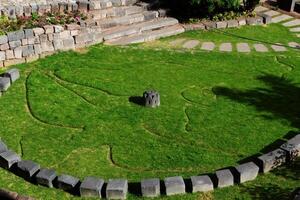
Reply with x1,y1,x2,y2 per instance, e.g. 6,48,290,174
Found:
0,24,299,199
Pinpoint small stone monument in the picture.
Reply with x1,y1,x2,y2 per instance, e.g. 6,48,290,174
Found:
143,90,160,108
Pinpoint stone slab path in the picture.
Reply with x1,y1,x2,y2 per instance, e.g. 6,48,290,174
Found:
201,42,215,51
253,44,269,52
263,10,281,17
219,43,232,52
271,14,293,23
283,19,300,27
237,43,251,53
182,40,200,49
271,44,287,52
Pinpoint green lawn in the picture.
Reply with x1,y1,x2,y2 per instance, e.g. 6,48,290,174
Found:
0,24,299,199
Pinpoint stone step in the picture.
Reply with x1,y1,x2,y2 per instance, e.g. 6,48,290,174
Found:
105,24,185,45
102,17,177,40
89,6,145,20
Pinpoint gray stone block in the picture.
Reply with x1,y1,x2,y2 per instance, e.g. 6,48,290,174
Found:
216,169,234,188
143,91,160,108
227,20,239,28
80,177,104,198
0,35,8,45
9,40,21,49
0,77,11,91
258,13,272,24
62,38,75,50
106,179,128,199
281,134,300,161
22,45,35,57
191,175,214,193
36,168,57,188
51,3,59,13
16,160,40,178
141,178,160,198
0,140,8,153
57,174,80,191
164,176,185,196
216,21,227,29
24,6,31,16
0,51,5,61
4,68,20,83
246,17,257,25
7,30,25,42
235,162,259,183
0,150,21,169
258,148,287,173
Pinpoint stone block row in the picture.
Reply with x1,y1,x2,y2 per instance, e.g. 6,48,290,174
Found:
0,68,20,95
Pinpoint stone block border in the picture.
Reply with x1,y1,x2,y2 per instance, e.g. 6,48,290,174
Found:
0,129,299,199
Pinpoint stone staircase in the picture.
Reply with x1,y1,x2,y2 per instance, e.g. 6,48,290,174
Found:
84,0,184,45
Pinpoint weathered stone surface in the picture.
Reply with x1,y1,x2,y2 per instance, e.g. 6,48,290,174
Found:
4,58,25,67
7,30,24,42
24,29,34,39
0,77,11,91
258,13,272,24
0,51,5,61
0,35,8,45
254,6,269,13
14,47,23,59
4,68,20,83
41,41,54,52
0,150,21,169
203,21,216,30
290,27,300,32
201,42,215,51
182,40,199,49
80,177,104,198
33,27,45,36
235,162,259,183
219,43,232,52
44,25,54,34
143,90,160,108
253,43,269,52
271,44,287,52
169,38,186,46
62,38,75,50
36,168,56,188
238,18,246,26
288,42,300,49
5,50,14,59
258,148,287,173
246,17,258,25
0,43,9,51
106,179,128,199
141,178,160,198
22,45,35,57
263,10,280,17
16,160,40,178
280,134,300,160
0,140,8,153
237,43,251,53
191,175,214,193
216,21,227,29
57,174,80,191
164,176,185,196
272,14,293,23
227,20,239,28
216,169,234,188
9,40,21,49
283,19,300,27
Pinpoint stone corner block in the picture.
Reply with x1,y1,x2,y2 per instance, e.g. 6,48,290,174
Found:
235,162,259,183
4,68,20,83
0,140,8,154
0,150,21,169
215,169,234,188
191,175,214,193
106,179,128,200
280,134,300,161
16,160,40,178
80,177,104,198
164,176,185,196
57,174,80,191
36,168,57,188
0,77,11,92
258,148,287,173
141,178,160,198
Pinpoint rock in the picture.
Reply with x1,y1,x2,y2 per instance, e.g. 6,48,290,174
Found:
235,162,259,183
7,30,24,42
1,43,9,51
238,18,246,26
164,176,185,196
106,179,128,199
227,20,239,28
141,178,160,198
0,77,11,91
0,51,5,61
0,35,8,45
33,28,45,36
80,177,104,198
283,19,300,27
24,29,34,39
16,160,40,179
36,168,56,188
216,21,227,29
9,40,22,49
258,148,287,173
4,68,20,83
0,140,8,153
263,10,280,17
280,134,300,161
201,42,215,51
57,174,80,191
14,47,23,59
253,44,269,52
271,14,292,23
4,58,25,67
62,38,75,50
22,45,35,57
219,43,232,52
216,169,234,188
191,175,214,193
143,91,160,108
182,40,200,49
237,43,251,53
271,44,287,52
0,150,21,169
43,25,54,34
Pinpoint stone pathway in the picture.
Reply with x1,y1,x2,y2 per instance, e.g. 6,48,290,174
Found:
201,42,215,51
219,43,232,52
253,44,269,52
182,40,199,49
237,43,251,53
271,44,287,52
271,14,293,23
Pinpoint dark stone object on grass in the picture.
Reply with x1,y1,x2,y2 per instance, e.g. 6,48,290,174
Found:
258,148,287,173
164,176,185,196
143,90,160,108
216,169,234,188
57,174,80,191
141,178,160,197
36,168,57,188
106,179,128,199
3,68,20,83
0,150,21,169
80,177,104,198
235,162,259,183
16,160,40,179
191,175,214,193
280,134,300,161
0,77,11,91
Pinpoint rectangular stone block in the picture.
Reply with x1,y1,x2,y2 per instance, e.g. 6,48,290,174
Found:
258,148,287,173
57,174,80,191
4,58,25,67
0,43,9,51
13,47,22,59
106,179,128,199
141,178,160,198
0,35,8,45
34,44,42,55
164,176,185,196
4,68,20,83
26,55,39,63
0,150,21,169
0,140,8,153
0,51,5,61
0,77,11,91
9,40,21,49
216,169,234,188
280,134,300,161
5,50,14,60
22,45,34,57
39,34,48,43
41,41,54,53
36,168,56,188
80,177,104,198
258,13,272,24
24,29,34,39
24,6,31,16
44,25,54,34
227,20,239,28
216,21,227,29
51,3,59,13
235,162,259,183
16,160,40,178
22,39,28,46
7,30,25,42
191,175,214,193
33,28,45,36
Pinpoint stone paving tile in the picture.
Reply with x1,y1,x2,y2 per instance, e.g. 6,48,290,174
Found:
253,44,269,52
297,34,300,38
290,27,300,32
182,40,200,49
237,43,251,53
271,43,287,52
169,38,186,46
263,10,281,17
288,42,300,48
271,14,293,23
201,42,215,51
219,43,232,52
254,6,269,13
283,19,300,27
